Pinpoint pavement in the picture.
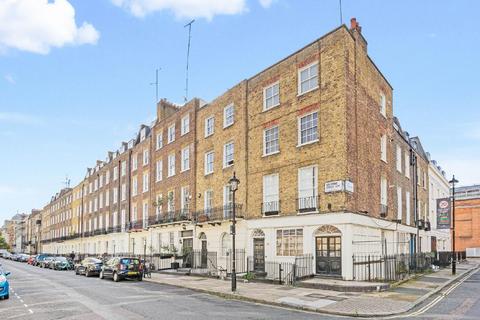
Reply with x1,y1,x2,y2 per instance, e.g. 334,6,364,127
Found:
1,257,479,319
144,260,480,317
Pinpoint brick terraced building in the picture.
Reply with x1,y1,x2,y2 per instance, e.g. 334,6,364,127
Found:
35,19,451,280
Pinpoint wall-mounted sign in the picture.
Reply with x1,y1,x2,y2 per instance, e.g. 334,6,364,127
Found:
325,181,344,193
436,198,451,229
345,180,354,193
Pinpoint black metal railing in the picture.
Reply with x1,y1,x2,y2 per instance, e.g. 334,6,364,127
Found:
246,254,314,285
262,201,280,216
194,204,243,223
148,209,192,225
296,196,319,213
351,252,461,282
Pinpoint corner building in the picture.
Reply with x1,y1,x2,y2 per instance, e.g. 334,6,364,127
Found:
39,20,450,280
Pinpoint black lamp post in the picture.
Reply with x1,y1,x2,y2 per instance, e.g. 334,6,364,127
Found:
228,172,240,292
143,238,147,262
449,175,459,275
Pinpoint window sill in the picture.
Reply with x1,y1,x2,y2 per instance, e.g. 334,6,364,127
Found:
297,86,319,97
296,139,319,148
297,210,319,215
180,168,190,173
204,172,214,177
223,164,234,170
262,103,280,113
262,151,280,157
381,158,387,164
181,131,189,136
204,133,214,139
223,123,234,129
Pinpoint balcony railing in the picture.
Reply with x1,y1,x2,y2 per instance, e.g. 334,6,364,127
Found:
296,196,319,213
262,200,280,216
380,204,388,217
106,225,122,234
194,204,243,223
148,209,192,226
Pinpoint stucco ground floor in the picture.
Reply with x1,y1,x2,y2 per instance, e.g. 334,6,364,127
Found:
42,212,451,280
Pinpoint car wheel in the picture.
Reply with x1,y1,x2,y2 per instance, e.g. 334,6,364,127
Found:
137,275,143,281
5,294,9,299
113,272,119,282
75,268,79,275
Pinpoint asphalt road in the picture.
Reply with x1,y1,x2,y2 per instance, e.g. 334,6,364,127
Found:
0,258,339,320
0,258,479,320
413,268,480,320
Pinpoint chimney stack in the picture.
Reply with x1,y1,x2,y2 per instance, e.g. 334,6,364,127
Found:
349,17,367,52
350,18,362,33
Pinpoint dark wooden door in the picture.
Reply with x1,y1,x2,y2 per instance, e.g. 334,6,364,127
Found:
182,238,193,268
201,240,208,268
253,238,265,272
315,236,341,275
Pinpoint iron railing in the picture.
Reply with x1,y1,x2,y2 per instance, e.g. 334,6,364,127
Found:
194,204,244,223
296,196,319,213
262,201,280,216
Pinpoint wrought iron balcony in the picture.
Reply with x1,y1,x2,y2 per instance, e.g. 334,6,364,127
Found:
194,204,243,223
380,204,388,217
148,209,192,226
262,200,280,216
296,196,319,213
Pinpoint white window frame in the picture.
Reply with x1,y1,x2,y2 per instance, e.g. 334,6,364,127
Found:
397,186,402,220
142,172,149,193
181,114,190,135
263,126,279,156
223,142,234,168
381,135,387,162
132,154,138,171
143,149,149,166
405,151,410,178
380,93,387,118
167,124,175,144
223,104,234,128
181,146,190,172
298,61,319,95
156,133,163,150
132,176,138,196
121,161,126,177
396,145,402,173
263,81,280,111
156,160,163,182
263,174,279,215
380,177,388,206
297,165,318,213
297,111,318,146
205,116,215,137
204,189,213,214
205,151,214,175
168,154,175,177
406,191,411,225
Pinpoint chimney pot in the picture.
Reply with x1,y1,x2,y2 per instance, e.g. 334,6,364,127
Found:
350,17,358,29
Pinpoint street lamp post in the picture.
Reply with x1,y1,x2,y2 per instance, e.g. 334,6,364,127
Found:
228,172,240,292
143,238,147,262
449,175,459,275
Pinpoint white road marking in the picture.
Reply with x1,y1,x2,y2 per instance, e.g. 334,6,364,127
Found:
28,309,33,314
23,304,28,307
20,299,23,303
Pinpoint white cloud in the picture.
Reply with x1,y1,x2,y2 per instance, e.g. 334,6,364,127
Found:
4,74,15,84
0,112,45,125
111,0,247,20
0,0,100,54
259,0,274,8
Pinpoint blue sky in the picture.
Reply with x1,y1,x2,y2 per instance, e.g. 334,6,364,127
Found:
1,0,479,223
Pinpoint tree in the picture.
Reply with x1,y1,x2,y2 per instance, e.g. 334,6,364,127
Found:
0,234,10,250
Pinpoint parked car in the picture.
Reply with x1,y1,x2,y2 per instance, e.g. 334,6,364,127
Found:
100,257,143,282
51,257,74,270
11,254,20,261
39,256,54,268
1,252,12,260
34,254,50,267
18,254,30,263
0,266,10,300
75,258,103,277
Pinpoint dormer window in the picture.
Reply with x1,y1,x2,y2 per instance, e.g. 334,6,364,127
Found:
140,127,146,141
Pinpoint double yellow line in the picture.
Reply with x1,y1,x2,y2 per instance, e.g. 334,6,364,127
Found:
387,267,479,319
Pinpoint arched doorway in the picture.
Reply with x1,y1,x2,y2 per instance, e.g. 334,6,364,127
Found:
315,225,342,276
199,232,207,268
251,229,265,272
